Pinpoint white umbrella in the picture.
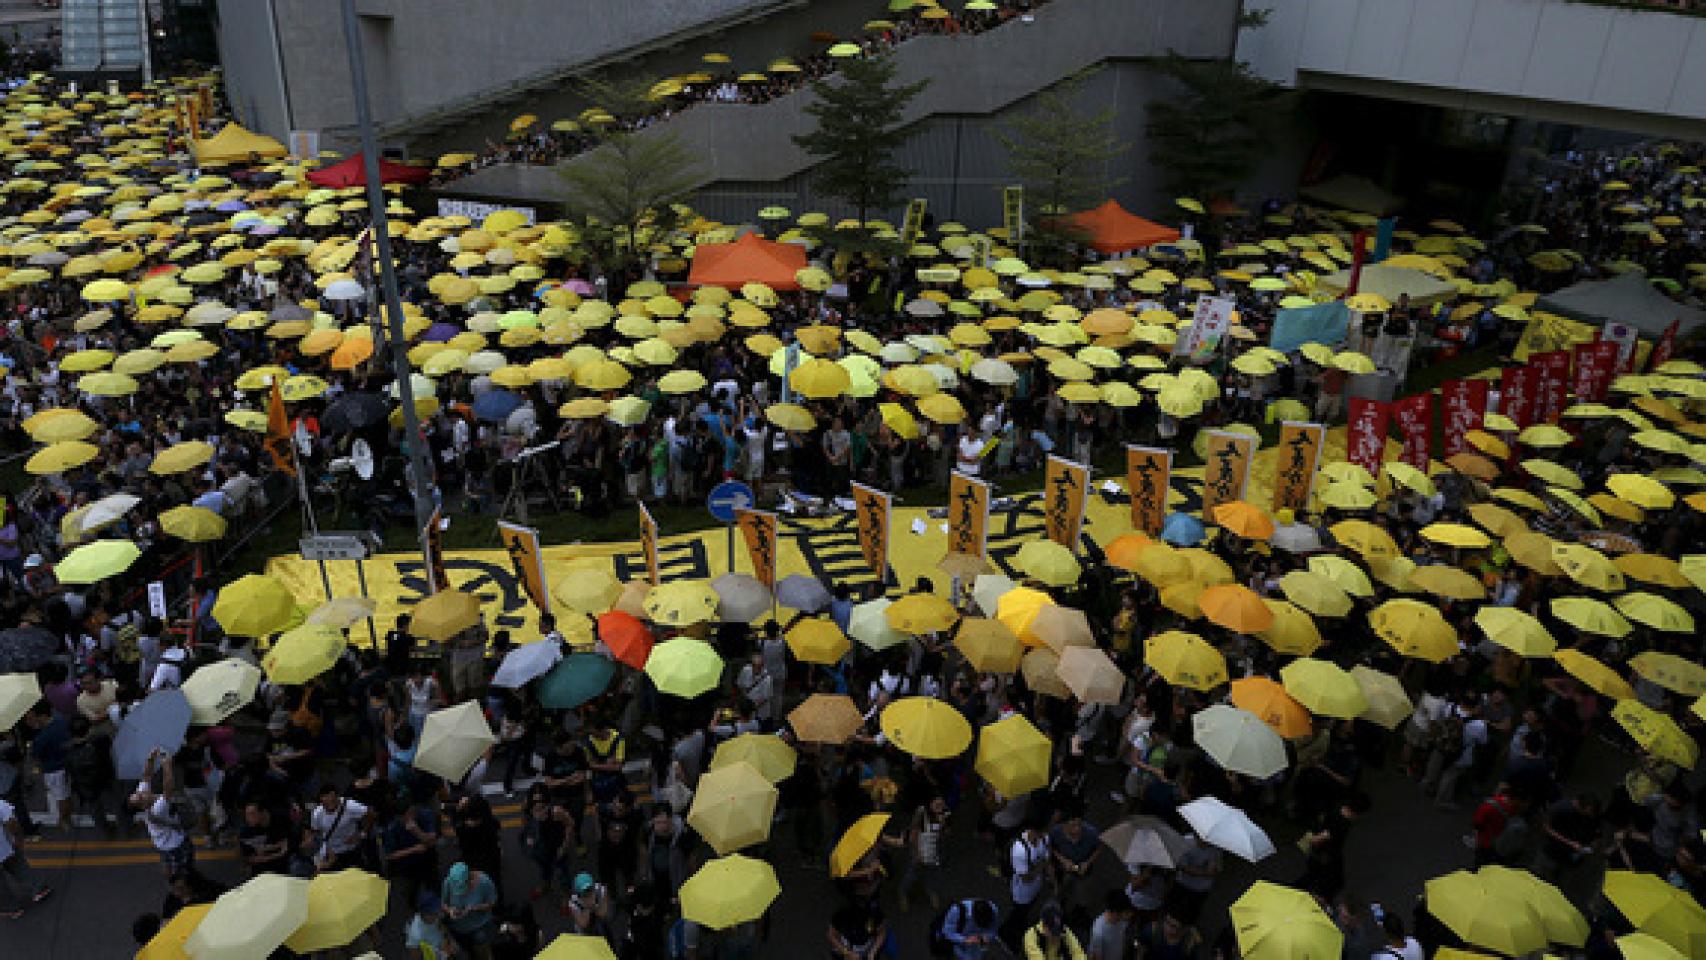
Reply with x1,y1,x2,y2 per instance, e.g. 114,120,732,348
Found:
1192,704,1288,780
972,574,1017,618
80,493,141,533
713,573,772,623
306,597,377,628
184,872,310,960
1178,796,1276,862
1101,816,1190,868
849,599,905,651
414,701,495,783
0,673,41,729
181,658,262,725
491,640,562,689
1272,523,1323,553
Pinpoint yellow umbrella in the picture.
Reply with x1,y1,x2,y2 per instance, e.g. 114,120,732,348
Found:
830,813,891,878
1505,531,1563,575
1280,658,1368,718
1278,571,1352,618
789,357,851,398
1420,522,1493,549
1476,865,1588,947
263,624,346,684
136,903,211,960
1331,520,1398,558
181,658,262,725
1467,503,1528,539
880,696,973,758
553,567,622,613
644,638,725,698
1014,539,1080,586
1228,882,1343,960
885,592,960,633
1551,597,1633,638
711,733,797,783
1551,543,1625,591
410,589,484,642
996,586,1054,646
1258,599,1322,656
1306,556,1373,598
1144,630,1228,690
1614,554,1692,589
183,873,310,960
1607,473,1675,510
786,618,850,665
149,440,214,475
1407,565,1486,601
1613,700,1699,767
1615,592,1695,634
1424,869,1549,956
283,869,389,954
954,617,1023,673
1132,543,1192,586
680,855,781,929
787,694,864,744
1617,932,1688,960
643,580,721,626
1475,606,1555,657
975,713,1052,797
1630,652,1706,697
56,539,141,584
23,408,98,443
158,504,228,542
1466,430,1510,459
1382,462,1436,496
765,403,815,432
1317,482,1377,510
1518,423,1572,448
536,935,619,960
1523,458,1582,489
1349,666,1413,729
0,673,42,731
211,574,299,637
1604,870,1706,955
415,701,497,782
1552,648,1635,698
26,440,100,475
687,761,777,854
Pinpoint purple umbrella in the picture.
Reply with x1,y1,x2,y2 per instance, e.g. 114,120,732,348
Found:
563,279,596,295
215,199,249,212
424,322,459,342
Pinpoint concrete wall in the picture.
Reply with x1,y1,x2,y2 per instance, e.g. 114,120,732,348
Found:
1240,0,1706,136
448,0,1242,215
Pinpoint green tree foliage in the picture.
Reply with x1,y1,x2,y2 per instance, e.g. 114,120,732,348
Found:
999,71,1127,264
1145,51,1289,202
792,53,929,251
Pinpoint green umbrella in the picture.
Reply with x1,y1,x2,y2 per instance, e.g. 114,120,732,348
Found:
645,638,725,698
537,653,615,709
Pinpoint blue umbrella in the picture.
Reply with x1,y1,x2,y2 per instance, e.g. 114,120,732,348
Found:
775,574,831,613
472,389,523,423
111,689,192,779
215,199,249,212
1161,512,1206,546
424,322,459,342
537,653,615,709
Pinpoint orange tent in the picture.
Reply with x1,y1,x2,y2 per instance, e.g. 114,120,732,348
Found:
1055,200,1180,254
688,233,807,291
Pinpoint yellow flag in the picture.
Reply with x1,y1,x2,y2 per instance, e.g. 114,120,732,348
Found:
735,509,778,588
1271,422,1325,514
851,483,892,587
1200,432,1255,516
1043,455,1089,549
947,473,990,561
1125,446,1171,536
638,503,660,586
497,521,550,612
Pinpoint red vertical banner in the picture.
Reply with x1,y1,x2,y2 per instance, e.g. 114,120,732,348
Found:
1531,350,1571,423
1499,365,1538,428
1571,341,1619,403
1393,394,1433,469
1344,230,1369,296
1440,379,1488,458
1345,397,1393,478
1647,319,1680,371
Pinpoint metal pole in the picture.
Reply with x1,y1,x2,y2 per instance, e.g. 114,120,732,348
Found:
339,0,437,572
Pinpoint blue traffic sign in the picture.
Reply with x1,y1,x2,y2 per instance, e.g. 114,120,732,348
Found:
706,480,756,523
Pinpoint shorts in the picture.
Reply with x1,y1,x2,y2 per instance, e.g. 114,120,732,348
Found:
159,840,195,874
42,770,70,804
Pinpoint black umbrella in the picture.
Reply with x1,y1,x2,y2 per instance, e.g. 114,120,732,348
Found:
0,626,60,673
322,392,388,433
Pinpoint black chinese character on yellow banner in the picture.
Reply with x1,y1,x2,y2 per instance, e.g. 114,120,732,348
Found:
1125,446,1171,536
1043,455,1089,549
1271,422,1324,514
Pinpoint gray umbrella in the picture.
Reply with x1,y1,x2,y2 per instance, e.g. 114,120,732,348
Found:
1272,523,1324,553
269,302,313,323
112,689,193,780
713,573,772,623
1100,815,1190,869
0,626,60,673
775,574,831,613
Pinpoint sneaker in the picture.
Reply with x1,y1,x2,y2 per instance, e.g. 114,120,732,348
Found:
30,888,51,904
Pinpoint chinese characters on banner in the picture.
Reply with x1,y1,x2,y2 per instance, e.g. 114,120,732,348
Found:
900,198,928,248
1271,422,1324,514
850,483,892,586
496,521,550,611
1499,365,1538,428
1125,446,1172,536
1572,340,1620,403
735,509,778,588
1002,186,1025,245
637,503,660,585
1531,350,1571,423
1440,378,1488,458
1043,455,1090,549
947,473,991,562
1345,397,1393,478
1200,432,1255,516
423,505,450,593
1393,394,1433,469
1648,319,1680,371
1174,295,1237,363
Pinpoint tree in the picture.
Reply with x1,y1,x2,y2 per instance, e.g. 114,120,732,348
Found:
1145,51,1289,203
792,53,929,251
999,70,1127,264
558,74,700,274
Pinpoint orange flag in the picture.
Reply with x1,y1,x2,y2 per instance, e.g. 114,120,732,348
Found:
264,380,296,476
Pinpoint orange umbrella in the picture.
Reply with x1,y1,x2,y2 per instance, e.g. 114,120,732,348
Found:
1198,584,1274,634
329,336,374,370
1229,677,1312,738
1104,532,1155,572
1211,501,1275,540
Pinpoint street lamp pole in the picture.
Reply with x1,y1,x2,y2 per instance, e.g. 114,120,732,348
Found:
338,0,439,580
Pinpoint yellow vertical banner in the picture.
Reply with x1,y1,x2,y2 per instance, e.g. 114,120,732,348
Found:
850,482,892,587
1043,455,1090,549
900,198,928,248
1125,445,1171,537
423,506,449,593
638,503,660,585
496,521,550,612
947,473,990,562
735,509,778,588
1200,432,1255,517
1271,422,1325,515
1002,185,1025,244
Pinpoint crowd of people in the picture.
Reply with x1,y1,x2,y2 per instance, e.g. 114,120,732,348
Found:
0,47,1702,960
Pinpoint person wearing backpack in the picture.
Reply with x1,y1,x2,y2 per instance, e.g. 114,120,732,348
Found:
931,898,998,959
999,820,1052,948
64,716,120,837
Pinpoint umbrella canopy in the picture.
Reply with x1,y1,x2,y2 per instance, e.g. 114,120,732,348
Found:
644,581,722,627
886,592,961,633
1258,600,1323,656
1145,631,1228,691
788,694,864,744
415,701,496,782
211,574,299,637
1349,666,1413,730
183,872,310,960
1553,648,1636,699
995,587,1053,646
410,589,484,642
1474,607,1556,657
1604,870,1706,955
1193,704,1288,779
491,639,563,688
1425,869,1550,956
1476,866,1588,947
112,689,192,779
1101,815,1190,868
975,714,1052,797
305,597,377,629
0,673,42,730
954,617,1024,673
687,760,777,854
1370,598,1458,662
554,567,623,614
284,869,389,953
1056,646,1125,704
1229,882,1343,960
775,574,832,612
262,625,346,684
1178,796,1276,862
1612,700,1699,767
1629,652,1706,698
537,935,619,960
785,618,849,665
0,626,60,673
830,813,891,877
679,855,781,929
1198,584,1274,633
181,659,262,725
1617,933,1687,960
1278,571,1352,618
1014,539,1081,586
538,653,616,709
880,696,973,758
712,573,772,623
1229,677,1313,738
1281,658,1368,718
57,539,141,584
850,598,907,650
711,733,797,783
138,903,211,960
596,611,654,669
1551,597,1633,638
645,638,724,698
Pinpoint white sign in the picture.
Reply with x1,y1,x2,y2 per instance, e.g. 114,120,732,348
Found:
1174,295,1237,362
299,534,370,562
1600,320,1639,369
146,582,167,619
436,199,537,225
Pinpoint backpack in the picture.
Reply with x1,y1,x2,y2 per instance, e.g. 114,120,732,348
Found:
67,736,113,792
929,899,987,958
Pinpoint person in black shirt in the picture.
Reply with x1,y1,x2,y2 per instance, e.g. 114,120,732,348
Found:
237,801,294,876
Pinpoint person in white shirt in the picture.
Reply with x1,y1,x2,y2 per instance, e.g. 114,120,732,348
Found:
131,749,195,875
307,784,372,871
1373,915,1424,960
999,823,1051,945
955,432,986,477
0,797,50,918
149,641,188,691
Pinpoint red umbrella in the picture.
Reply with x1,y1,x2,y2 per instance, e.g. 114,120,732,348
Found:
597,610,654,669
